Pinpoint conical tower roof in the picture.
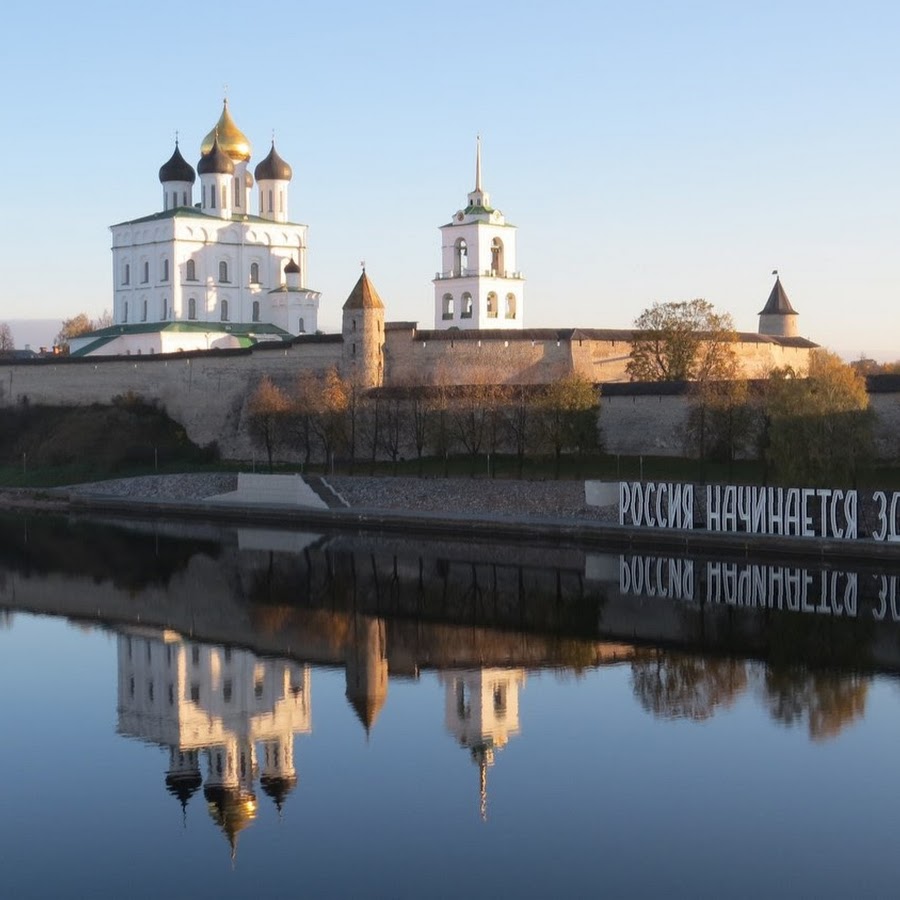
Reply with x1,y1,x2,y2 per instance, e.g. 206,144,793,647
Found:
342,271,385,311
200,100,251,162
759,275,797,315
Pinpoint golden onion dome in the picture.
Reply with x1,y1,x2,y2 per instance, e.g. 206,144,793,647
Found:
200,100,251,162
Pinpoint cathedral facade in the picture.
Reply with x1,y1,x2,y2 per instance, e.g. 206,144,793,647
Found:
71,102,320,357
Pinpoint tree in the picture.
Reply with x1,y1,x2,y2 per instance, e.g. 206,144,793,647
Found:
54,313,94,354
247,376,291,470
762,349,874,485
535,374,599,476
0,323,14,353
626,299,738,382
686,378,759,469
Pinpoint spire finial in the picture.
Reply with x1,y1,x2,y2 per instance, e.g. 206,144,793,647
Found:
360,259,366,273
175,129,179,147
223,84,229,106
772,269,779,277
475,134,482,193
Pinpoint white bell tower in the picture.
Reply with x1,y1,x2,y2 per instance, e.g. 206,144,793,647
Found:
433,138,525,330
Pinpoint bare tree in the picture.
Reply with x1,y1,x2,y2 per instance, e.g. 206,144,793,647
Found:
247,376,291,470
0,323,14,353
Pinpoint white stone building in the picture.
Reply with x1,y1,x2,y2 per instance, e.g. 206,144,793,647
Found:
70,101,320,357
433,138,525,330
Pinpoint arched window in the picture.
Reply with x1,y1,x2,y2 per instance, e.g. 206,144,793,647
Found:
186,259,196,281
221,299,229,322
252,300,260,322
442,293,454,320
487,292,498,318
210,184,216,209
250,262,260,284
454,239,468,276
142,300,148,322
352,318,357,332
142,261,149,283
162,259,169,282
268,189,273,213
123,301,129,323
182,190,188,207
161,298,167,320
279,190,284,213
298,317,305,333
188,297,196,320
461,292,473,319
123,264,130,285
505,293,517,319
219,261,229,283
233,177,240,208
491,238,504,275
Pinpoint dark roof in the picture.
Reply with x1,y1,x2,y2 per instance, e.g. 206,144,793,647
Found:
197,137,235,175
111,208,302,228
284,258,300,274
343,271,385,310
255,142,293,182
158,142,196,184
759,276,798,315
866,373,900,393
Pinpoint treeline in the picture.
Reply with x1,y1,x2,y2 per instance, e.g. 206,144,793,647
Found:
247,370,600,475
686,350,875,486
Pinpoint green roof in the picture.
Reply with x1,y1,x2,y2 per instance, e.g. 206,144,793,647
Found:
112,208,305,228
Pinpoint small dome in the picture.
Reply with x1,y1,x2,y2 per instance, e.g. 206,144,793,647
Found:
244,170,254,189
200,100,251,162
197,137,235,176
284,258,300,274
159,142,196,184
255,142,293,182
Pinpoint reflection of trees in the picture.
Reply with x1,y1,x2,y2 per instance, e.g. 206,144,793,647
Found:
631,651,747,721
759,666,869,742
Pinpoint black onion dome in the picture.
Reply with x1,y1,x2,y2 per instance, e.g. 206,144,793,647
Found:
159,142,196,184
284,258,300,274
197,137,235,175
255,142,293,182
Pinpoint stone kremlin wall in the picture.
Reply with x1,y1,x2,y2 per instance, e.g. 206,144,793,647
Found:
0,324,828,460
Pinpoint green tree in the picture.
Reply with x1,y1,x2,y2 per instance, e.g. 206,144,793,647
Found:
247,376,291,470
686,378,759,469
762,350,874,485
626,299,738,382
535,374,599,476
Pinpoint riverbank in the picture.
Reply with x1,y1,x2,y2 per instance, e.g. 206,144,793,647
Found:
2,472,899,562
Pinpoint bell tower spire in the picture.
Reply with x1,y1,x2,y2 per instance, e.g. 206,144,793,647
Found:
467,135,490,210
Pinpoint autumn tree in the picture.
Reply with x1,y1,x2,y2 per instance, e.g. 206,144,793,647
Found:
686,378,759,468
626,299,738,382
631,652,748,721
0,323,14,353
247,376,291,470
761,349,874,485
54,313,96,354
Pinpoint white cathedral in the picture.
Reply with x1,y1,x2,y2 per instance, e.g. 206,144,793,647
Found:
71,101,322,357
69,103,525,357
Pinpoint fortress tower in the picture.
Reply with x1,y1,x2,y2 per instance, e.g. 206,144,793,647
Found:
758,272,799,337
433,138,525,330
342,269,385,389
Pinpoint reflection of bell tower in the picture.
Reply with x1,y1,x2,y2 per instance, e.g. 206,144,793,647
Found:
345,615,389,736
166,749,202,823
439,668,526,821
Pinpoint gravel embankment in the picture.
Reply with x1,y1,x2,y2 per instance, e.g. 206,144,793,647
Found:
0,472,616,521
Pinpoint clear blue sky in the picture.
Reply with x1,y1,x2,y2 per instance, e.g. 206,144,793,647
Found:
2,1,898,359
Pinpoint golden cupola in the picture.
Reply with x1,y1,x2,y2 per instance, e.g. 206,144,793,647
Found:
200,99,252,162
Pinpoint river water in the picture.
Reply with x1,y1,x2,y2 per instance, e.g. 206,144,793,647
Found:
1,513,899,898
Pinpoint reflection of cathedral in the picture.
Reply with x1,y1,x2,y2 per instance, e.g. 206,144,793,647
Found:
116,628,310,856
440,668,526,821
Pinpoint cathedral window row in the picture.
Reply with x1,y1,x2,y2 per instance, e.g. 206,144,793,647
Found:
164,190,190,211
122,257,277,288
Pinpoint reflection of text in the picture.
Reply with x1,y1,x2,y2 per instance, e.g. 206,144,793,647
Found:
619,555,859,617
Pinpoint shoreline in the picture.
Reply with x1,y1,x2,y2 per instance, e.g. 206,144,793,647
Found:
1,472,899,564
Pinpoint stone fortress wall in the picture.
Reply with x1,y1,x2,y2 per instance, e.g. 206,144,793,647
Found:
0,323,874,462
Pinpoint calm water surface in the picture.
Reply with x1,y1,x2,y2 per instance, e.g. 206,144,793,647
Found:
1,514,899,898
